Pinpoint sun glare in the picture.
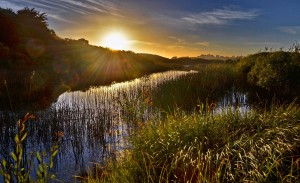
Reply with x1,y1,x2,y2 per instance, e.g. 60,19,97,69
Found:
102,32,128,50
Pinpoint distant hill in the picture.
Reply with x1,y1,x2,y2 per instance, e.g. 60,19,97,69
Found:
170,56,224,64
0,7,227,109
197,54,242,61
0,7,171,108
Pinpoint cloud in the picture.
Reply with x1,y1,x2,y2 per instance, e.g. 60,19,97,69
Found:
278,26,300,35
128,40,157,45
0,0,25,11
47,14,77,24
0,0,120,21
169,36,186,43
196,42,210,46
246,42,280,45
167,45,184,49
181,7,260,25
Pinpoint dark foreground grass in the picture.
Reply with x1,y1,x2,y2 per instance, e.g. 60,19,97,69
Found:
83,104,300,183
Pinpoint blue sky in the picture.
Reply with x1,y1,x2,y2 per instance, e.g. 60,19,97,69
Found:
1,0,300,57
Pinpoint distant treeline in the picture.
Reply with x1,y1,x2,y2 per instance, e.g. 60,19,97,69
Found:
0,7,299,109
0,7,174,109
0,7,233,109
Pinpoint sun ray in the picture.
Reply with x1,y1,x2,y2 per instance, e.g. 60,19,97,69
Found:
102,32,128,50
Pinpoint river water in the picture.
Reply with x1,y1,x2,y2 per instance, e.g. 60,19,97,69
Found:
0,70,249,182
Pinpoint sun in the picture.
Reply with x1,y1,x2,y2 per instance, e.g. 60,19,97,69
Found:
102,32,128,50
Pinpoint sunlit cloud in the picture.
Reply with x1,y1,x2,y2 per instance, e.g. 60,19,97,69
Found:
278,26,300,35
129,40,158,46
1,0,298,58
169,36,186,44
196,42,210,46
167,45,184,49
181,7,260,25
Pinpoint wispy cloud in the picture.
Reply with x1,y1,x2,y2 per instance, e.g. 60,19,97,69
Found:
169,36,186,44
181,7,260,25
278,26,300,35
128,40,157,46
196,42,210,46
0,0,25,11
168,36,211,48
0,0,120,23
55,0,117,15
167,45,184,49
246,42,280,45
47,14,77,24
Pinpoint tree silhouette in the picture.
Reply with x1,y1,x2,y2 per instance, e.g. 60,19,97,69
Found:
17,7,51,40
0,8,19,47
17,7,47,25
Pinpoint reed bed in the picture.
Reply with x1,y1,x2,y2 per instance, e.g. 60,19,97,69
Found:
85,103,300,183
152,64,239,112
1,70,199,181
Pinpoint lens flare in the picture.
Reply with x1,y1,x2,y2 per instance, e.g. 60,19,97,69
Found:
102,32,128,50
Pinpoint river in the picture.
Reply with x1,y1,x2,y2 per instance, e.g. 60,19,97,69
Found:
0,70,249,182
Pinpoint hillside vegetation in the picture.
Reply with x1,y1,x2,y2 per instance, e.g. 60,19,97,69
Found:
0,7,171,108
0,7,229,109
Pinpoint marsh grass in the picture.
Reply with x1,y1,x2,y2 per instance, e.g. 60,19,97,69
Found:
1,69,299,182
86,103,300,183
0,71,197,181
0,113,59,183
153,64,238,112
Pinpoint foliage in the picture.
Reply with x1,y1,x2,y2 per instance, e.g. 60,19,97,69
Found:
235,51,300,98
87,104,300,182
0,7,171,109
0,113,58,183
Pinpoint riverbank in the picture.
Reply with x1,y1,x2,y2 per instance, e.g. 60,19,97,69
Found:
83,103,300,182
1,51,299,182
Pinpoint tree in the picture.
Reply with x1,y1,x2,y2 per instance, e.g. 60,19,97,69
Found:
0,8,19,47
17,7,51,40
17,7,48,26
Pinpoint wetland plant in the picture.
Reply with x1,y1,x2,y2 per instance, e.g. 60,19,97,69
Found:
86,103,300,183
0,113,59,183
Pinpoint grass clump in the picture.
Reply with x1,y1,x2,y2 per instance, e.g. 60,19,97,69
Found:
153,64,237,111
87,104,300,183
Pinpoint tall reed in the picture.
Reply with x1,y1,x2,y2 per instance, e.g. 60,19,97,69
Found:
87,103,299,182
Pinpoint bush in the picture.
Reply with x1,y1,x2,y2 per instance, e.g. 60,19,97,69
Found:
236,51,300,98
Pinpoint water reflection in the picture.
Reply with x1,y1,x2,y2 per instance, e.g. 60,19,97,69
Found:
53,71,200,180
216,90,251,114
0,70,249,181
0,71,197,181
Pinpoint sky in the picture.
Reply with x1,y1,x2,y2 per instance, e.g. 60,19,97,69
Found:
1,0,300,58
